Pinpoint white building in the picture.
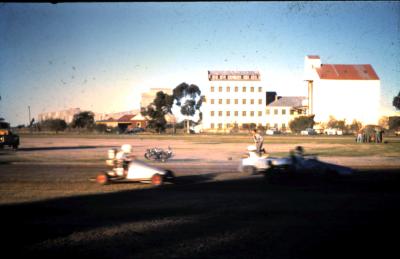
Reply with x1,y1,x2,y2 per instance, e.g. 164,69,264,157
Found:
38,108,81,124
304,55,380,125
202,71,266,132
266,96,308,131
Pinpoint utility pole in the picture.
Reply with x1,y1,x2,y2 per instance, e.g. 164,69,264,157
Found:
28,105,32,134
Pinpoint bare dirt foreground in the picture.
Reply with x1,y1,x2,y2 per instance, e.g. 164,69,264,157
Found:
0,136,399,258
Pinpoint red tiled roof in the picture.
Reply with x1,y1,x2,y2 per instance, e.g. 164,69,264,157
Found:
307,55,320,59
118,114,136,122
316,64,379,80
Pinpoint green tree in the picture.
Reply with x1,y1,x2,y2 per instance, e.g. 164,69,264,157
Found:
173,82,202,133
40,119,67,133
71,111,95,130
393,91,400,110
141,91,174,133
349,119,362,133
289,115,315,133
327,116,346,130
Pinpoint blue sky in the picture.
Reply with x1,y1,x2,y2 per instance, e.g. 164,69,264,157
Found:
0,2,399,126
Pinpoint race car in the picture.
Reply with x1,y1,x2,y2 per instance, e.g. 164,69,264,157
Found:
95,147,175,186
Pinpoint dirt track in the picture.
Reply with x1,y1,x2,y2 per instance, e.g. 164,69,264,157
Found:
0,136,399,258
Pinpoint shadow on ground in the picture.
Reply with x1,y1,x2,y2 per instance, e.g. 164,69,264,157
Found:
17,145,120,152
1,169,399,259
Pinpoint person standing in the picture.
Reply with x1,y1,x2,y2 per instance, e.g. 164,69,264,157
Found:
252,129,264,156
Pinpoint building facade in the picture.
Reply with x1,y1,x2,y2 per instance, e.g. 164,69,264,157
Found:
304,55,380,125
38,108,81,124
265,96,308,131
202,71,266,132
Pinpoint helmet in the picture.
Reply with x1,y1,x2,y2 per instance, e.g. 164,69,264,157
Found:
121,144,132,153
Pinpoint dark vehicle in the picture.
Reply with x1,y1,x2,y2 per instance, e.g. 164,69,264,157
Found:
126,127,145,134
144,146,173,162
0,120,20,150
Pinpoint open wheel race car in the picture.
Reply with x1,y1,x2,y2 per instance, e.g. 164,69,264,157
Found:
95,148,175,186
239,145,353,181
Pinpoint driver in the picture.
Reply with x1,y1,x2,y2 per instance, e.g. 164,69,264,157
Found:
116,144,135,176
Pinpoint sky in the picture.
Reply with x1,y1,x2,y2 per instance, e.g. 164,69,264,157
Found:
0,1,399,126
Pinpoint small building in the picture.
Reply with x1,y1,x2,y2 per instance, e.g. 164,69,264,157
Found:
96,113,149,132
266,96,308,132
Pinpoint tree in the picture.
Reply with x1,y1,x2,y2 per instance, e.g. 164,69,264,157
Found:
289,115,315,133
378,116,389,129
173,82,203,133
393,91,400,110
141,91,174,133
389,116,400,130
327,116,346,130
71,111,95,130
349,119,362,133
40,119,67,133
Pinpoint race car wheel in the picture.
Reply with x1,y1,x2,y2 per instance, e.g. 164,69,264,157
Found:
96,173,109,185
151,174,163,186
243,166,256,175
163,170,175,182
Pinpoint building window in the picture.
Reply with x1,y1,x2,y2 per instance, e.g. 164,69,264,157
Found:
266,123,270,128
235,86,239,92
258,87,262,92
266,109,270,115
211,86,214,92
258,99,262,105
235,99,239,104
250,111,254,117
218,99,223,104
258,111,262,116
250,87,254,92
290,110,294,115
218,123,222,129
218,86,222,92
242,99,247,104
274,123,278,128
242,86,246,92
282,109,286,115
211,123,215,129
210,111,215,116
210,99,214,104
250,99,254,104
282,123,286,129
218,111,222,116
226,99,230,104
226,111,230,116
226,86,230,92
242,111,246,116
234,111,238,116
274,109,278,115
226,123,231,128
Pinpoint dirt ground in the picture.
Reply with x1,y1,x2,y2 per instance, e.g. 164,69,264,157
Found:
0,136,399,258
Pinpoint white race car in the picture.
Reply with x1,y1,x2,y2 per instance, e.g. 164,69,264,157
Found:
239,145,353,180
95,149,175,186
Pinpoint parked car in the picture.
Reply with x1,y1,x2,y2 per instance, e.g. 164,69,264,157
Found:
325,128,343,135
0,120,20,150
126,127,145,134
300,128,317,135
266,128,280,135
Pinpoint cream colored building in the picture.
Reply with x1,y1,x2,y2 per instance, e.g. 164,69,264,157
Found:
266,96,308,131
202,71,266,132
304,55,380,125
38,108,81,123
141,88,173,108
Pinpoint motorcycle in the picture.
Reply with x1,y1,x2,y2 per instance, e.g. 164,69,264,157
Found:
144,146,173,162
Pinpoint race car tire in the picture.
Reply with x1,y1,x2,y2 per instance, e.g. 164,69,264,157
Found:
242,166,256,175
163,170,175,182
151,174,163,186
96,173,109,185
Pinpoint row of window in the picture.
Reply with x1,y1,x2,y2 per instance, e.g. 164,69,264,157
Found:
210,86,263,93
210,99,263,105
210,123,287,129
210,75,260,80
210,111,263,117
265,109,304,115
